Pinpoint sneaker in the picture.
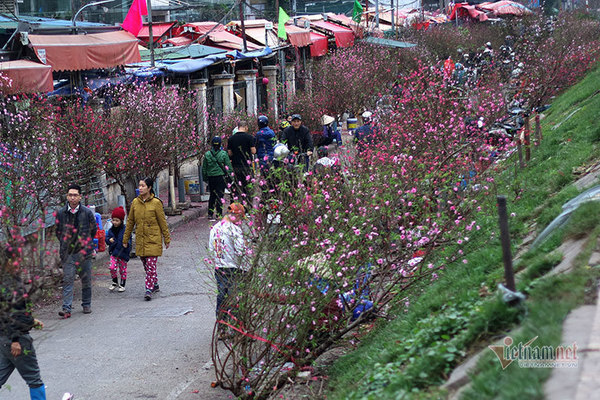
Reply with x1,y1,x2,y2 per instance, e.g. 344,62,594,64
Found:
109,282,118,291
83,306,92,314
144,290,152,301
58,310,71,319
152,285,160,293
117,285,126,292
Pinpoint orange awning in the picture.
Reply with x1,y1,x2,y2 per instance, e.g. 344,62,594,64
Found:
28,31,141,72
137,22,177,42
207,31,261,51
0,60,53,94
285,25,312,48
244,27,281,48
182,22,260,51
164,36,193,46
310,20,355,48
310,31,328,57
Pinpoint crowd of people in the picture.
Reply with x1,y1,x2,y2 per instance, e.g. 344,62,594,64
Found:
204,111,380,332
201,112,361,221
0,110,377,398
442,37,522,88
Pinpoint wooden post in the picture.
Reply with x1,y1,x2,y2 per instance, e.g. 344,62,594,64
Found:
239,0,248,53
535,113,542,146
497,196,516,292
517,138,524,168
524,115,530,162
146,0,154,67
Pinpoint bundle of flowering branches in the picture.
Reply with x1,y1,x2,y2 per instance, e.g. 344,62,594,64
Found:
102,83,200,203
209,60,512,398
0,86,63,314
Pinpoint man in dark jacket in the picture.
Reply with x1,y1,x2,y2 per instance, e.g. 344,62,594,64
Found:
227,122,256,205
55,183,97,318
0,274,46,399
282,114,314,171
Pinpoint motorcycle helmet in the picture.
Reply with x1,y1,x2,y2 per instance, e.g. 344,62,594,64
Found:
258,115,269,128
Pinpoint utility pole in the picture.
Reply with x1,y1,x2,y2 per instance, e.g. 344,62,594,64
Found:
391,0,395,32
292,0,297,16
146,0,155,67
239,0,248,53
375,0,379,29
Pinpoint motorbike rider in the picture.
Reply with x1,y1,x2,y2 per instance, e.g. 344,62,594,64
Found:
354,111,378,152
281,114,313,172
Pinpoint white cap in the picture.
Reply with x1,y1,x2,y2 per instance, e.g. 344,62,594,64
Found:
362,111,372,119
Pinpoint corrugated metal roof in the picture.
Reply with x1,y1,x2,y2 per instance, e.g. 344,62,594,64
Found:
139,44,226,61
0,14,112,32
360,36,416,48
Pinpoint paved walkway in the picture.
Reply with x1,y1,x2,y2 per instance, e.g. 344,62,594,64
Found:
1,199,231,400
545,236,600,400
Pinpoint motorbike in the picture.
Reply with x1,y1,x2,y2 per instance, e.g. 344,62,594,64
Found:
488,106,528,145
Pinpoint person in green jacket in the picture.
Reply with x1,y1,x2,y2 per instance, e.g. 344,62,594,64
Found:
202,136,233,221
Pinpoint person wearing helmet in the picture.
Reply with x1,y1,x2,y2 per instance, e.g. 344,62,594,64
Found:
278,120,290,141
482,42,494,63
354,111,378,152
281,114,313,171
209,202,250,323
202,136,233,221
255,115,276,171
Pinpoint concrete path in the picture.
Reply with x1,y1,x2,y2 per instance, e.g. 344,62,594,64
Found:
1,205,231,400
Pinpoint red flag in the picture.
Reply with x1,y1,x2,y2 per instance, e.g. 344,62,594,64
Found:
122,0,148,36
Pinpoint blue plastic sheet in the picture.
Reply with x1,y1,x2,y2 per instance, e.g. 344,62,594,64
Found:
164,47,273,74
48,75,134,99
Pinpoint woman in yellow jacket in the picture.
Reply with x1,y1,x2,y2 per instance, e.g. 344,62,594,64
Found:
123,177,171,301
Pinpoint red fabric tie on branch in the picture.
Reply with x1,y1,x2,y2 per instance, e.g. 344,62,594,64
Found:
217,311,298,365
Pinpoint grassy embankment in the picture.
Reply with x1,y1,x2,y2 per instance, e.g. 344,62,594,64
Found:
327,64,600,399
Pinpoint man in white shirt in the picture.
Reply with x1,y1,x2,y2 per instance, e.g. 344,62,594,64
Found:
209,203,249,320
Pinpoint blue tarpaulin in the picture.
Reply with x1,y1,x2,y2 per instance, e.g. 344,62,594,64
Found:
48,75,134,98
130,67,167,78
164,47,273,74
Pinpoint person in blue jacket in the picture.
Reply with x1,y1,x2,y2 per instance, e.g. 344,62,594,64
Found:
105,206,130,292
254,115,276,172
